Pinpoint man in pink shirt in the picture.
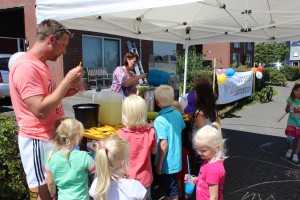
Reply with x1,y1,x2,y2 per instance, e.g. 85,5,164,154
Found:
9,19,83,200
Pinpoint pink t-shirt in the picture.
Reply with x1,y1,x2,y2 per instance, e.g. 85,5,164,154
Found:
9,53,65,141
118,125,157,187
196,160,226,200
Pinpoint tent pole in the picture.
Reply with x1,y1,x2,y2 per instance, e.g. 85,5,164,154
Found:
253,62,256,94
183,45,189,96
213,58,216,93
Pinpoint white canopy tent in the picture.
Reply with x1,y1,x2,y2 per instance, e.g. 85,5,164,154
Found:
36,0,300,94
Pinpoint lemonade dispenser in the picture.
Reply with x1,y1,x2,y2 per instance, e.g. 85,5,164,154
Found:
92,89,122,126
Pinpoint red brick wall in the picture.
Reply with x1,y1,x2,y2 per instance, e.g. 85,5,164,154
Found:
203,43,231,68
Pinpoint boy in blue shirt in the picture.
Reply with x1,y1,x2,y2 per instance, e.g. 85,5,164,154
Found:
154,85,186,199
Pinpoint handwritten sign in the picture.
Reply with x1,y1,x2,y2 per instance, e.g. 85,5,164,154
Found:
217,71,253,104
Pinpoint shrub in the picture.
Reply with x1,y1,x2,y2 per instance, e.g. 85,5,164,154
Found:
281,66,300,81
263,68,287,86
0,114,28,199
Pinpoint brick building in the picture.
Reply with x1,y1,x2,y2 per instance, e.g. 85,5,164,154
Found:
201,42,254,68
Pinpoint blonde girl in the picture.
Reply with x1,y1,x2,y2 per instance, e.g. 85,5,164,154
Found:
285,83,300,162
45,117,95,200
118,94,156,200
89,134,147,200
185,122,226,200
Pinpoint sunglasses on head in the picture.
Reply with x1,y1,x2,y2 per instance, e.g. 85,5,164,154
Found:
52,26,73,37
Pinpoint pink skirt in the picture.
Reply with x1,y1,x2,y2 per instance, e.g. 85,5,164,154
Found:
285,124,300,140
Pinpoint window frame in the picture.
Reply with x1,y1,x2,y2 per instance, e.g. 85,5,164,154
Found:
233,42,240,48
82,34,121,73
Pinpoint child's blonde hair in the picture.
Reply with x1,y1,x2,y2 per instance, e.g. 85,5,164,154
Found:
172,100,183,113
94,134,129,200
193,122,226,162
154,85,174,107
122,94,147,128
48,117,84,166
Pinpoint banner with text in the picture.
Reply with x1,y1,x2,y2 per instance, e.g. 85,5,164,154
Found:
217,70,253,104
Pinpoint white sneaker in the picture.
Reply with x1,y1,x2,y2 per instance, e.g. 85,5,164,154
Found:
285,149,293,159
292,154,299,162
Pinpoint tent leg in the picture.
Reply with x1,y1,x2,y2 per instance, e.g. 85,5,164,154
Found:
183,46,189,96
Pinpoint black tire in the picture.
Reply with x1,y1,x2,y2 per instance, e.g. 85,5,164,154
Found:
260,92,268,103
267,87,274,101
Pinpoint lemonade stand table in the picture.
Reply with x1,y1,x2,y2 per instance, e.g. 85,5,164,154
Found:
81,124,124,150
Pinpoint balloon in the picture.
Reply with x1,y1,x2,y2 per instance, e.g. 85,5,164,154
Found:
225,68,235,77
217,74,227,84
257,66,264,72
256,71,263,79
8,52,26,71
252,67,257,73
220,68,226,74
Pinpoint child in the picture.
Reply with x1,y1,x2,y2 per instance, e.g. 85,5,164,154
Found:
191,77,219,136
185,122,226,200
118,94,157,200
45,117,95,200
190,77,219,172
89,134,147,200
154,85,186,199
285,83,300,162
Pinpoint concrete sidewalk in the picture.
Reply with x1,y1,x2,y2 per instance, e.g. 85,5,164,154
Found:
62,89,95,118
221,83,291,137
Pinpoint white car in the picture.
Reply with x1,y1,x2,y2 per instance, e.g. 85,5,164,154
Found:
264,62,283,70
0,54,12,97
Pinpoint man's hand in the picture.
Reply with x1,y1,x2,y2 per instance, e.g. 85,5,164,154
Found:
63,66,83,88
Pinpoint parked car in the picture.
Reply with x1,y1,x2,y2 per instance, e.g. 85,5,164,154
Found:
264,62,282,70
0,54,12,97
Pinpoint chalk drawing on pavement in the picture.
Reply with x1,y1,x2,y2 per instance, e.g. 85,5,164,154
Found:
259,141,277,153
241,192,275,200
285,169,300,180
280,157,300,167
229,180,300,195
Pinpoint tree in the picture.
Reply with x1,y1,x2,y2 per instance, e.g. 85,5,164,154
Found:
254,42,288,65
176,46,213,94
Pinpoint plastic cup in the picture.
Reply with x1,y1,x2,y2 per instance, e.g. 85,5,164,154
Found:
184,179,195,200
185,181,195,194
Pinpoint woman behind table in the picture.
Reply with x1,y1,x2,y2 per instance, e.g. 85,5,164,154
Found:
45,117,95,200
110,52,148,97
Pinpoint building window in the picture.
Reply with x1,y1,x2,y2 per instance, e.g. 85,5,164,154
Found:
246,54,251,64
232,53,240,66
82,35,121,74
247,42,252,51
293,61,299,66
293,51,299,57
234,42,240,48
